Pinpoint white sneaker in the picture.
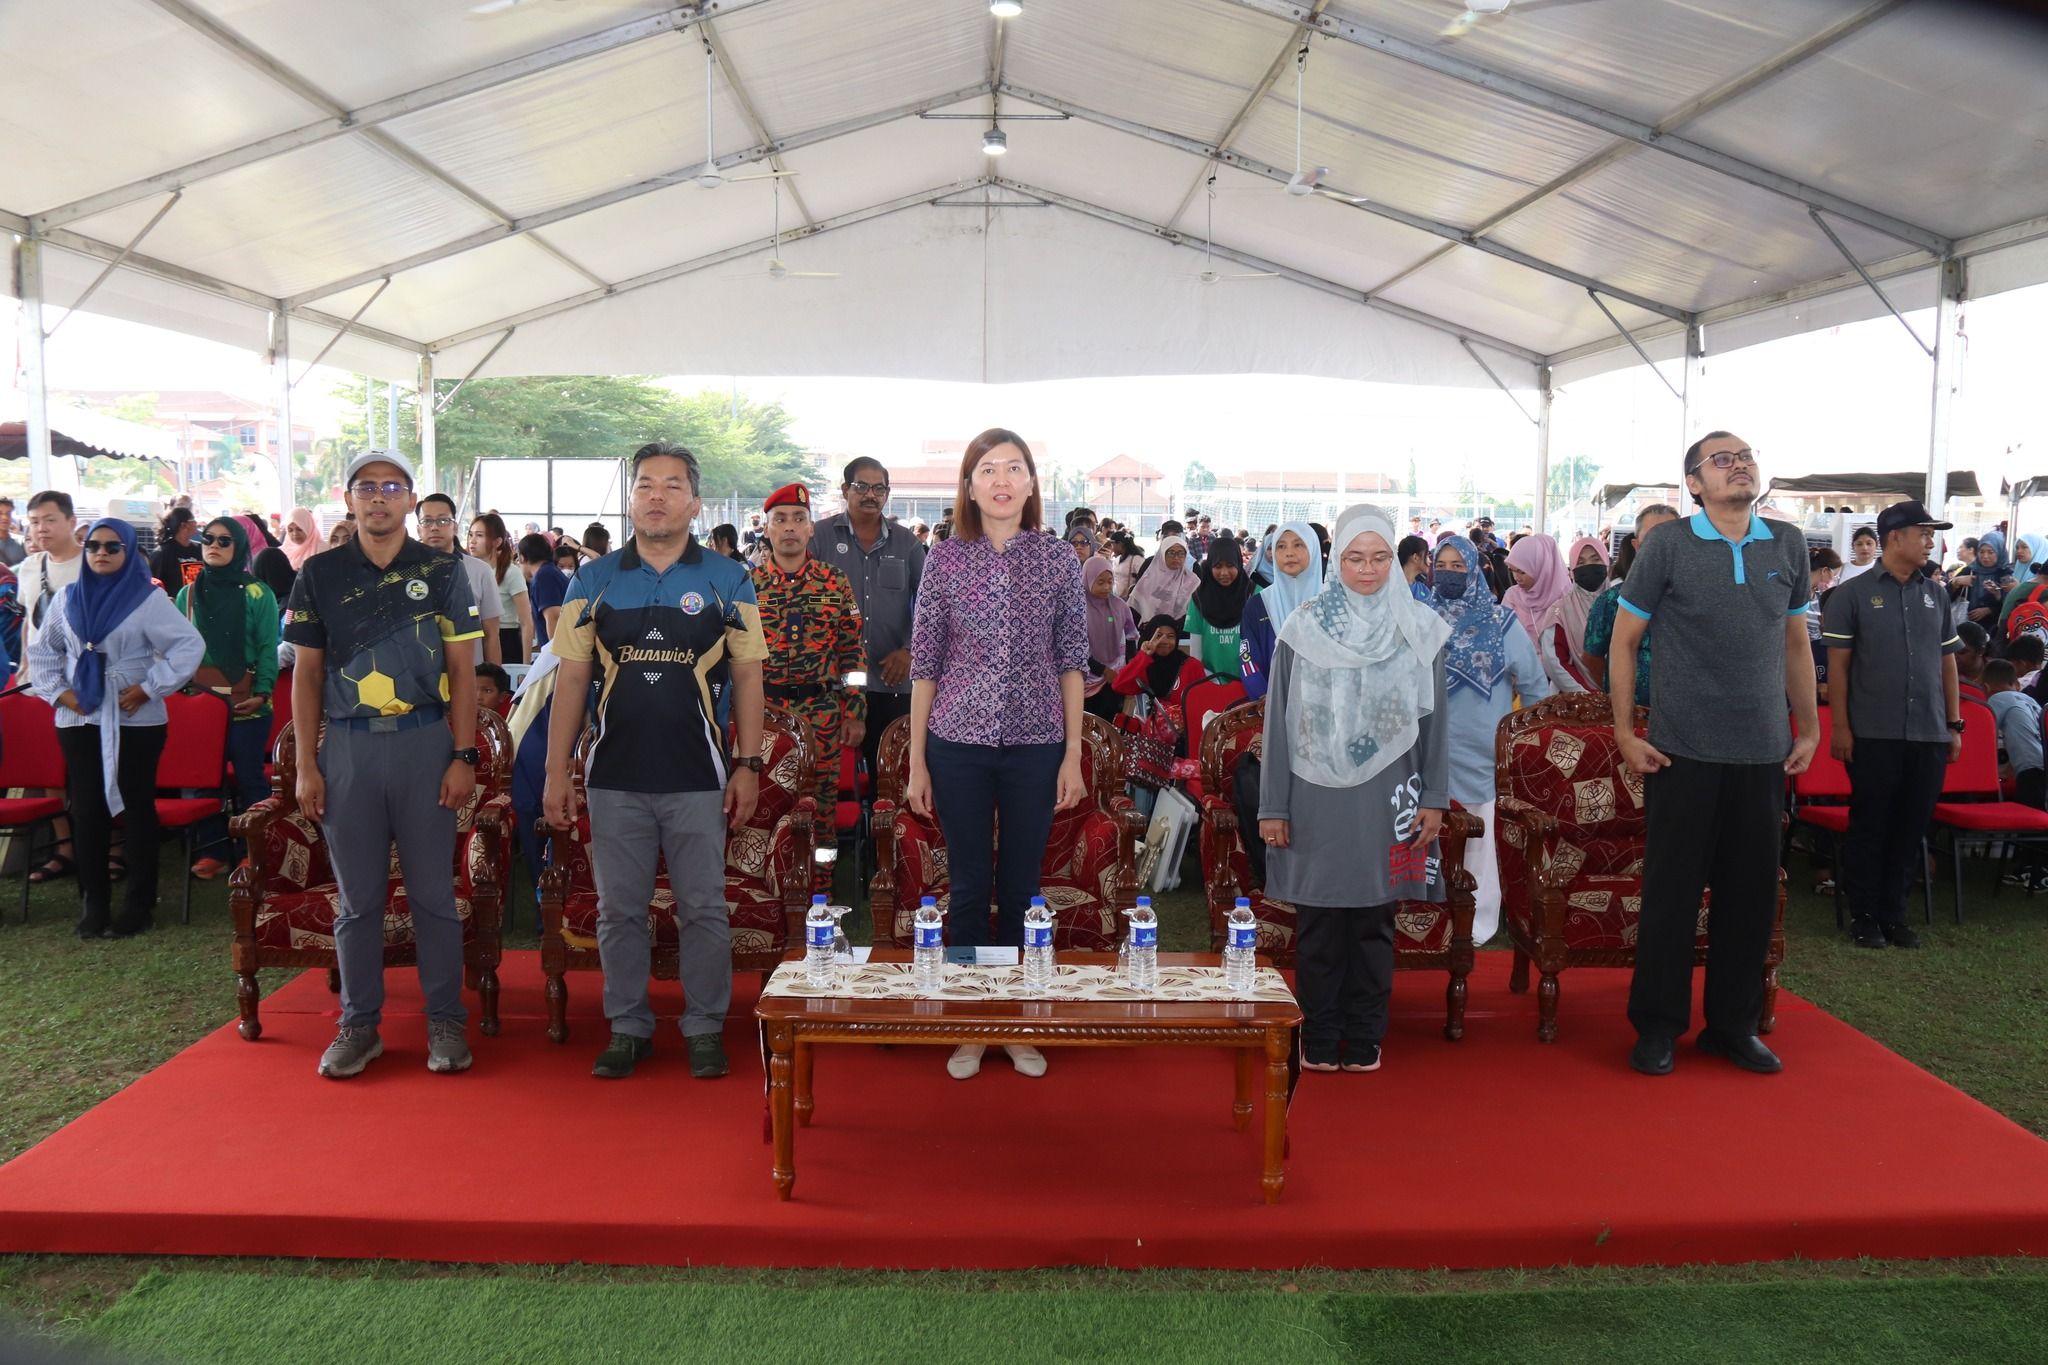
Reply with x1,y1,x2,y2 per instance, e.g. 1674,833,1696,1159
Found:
1003,1044,1047,1078
946,1044,985,1079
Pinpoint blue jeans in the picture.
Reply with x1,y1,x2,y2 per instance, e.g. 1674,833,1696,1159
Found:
195,714,275,861
924,734,1064,947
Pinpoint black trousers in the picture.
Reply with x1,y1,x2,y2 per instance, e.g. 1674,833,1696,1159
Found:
1842,738,1949,928
924,734,1064,948
861,691,912,779
1295,903,1395,1054
60,723,167,935
2021,768,2047,874
1233,753,1266,891
1627,755,1782,1043
1082,686,1124,722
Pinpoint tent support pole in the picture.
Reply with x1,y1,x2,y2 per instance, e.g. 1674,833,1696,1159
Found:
437,330,515,414
418,354,438,493
293,277,391,387
1680,324,1705,445
1587,291,1683,403
1808,208,1935,358
1535,367,1554,536
1927,257,1964,515
44,191,182,343
269,310,293,515
1460,338,1539,426
387,380,399,450
13,236,54,493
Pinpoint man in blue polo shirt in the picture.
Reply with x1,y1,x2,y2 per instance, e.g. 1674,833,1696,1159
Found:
1608,431,1817,1077
543,442,768,1081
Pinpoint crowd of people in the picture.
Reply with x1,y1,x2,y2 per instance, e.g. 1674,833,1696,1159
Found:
26,423,2032,1089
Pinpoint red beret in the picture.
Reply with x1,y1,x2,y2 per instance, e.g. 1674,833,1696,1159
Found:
763,483,810,513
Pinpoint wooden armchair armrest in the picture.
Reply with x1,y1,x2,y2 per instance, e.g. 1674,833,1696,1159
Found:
1496,796,1558,839
229,793,289,845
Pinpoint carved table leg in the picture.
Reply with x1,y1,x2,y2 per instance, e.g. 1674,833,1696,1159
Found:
795,1041,814,1128
767,1021,796,1200
1233,1046,1254,1131
545,972,568,1045
1262,1026,1289,1204
236,971,262,1041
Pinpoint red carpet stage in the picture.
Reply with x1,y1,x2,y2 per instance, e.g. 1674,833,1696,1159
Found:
4,951,2047,1270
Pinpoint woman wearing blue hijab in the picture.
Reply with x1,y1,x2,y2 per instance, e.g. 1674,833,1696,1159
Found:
1232,521,1323,890
28,518,204,938
1423,532,1553,944
1966,531,2015,625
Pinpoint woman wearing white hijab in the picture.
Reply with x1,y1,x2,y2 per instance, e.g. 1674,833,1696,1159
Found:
1128,534,1199,623
1258,505,1451,1074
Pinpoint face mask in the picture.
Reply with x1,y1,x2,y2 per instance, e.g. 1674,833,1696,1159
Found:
1573,564,1607,591
1433,570,1468,599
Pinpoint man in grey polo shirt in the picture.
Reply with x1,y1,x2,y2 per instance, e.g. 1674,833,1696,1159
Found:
811,456,925,773
1822,499,1963,950
1608,431,1818,1077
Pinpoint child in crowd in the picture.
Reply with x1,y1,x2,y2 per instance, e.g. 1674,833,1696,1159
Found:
1985,659,2047,890
475,662,513,717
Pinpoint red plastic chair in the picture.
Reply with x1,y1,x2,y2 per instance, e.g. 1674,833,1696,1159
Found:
154,691,232,924
1788,708,1890,926
1179,674,1247,800
1930,696,2048,922
0,693,67,923
831,743,869,904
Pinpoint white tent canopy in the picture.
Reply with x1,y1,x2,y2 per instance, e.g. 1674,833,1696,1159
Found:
7,0,2048,500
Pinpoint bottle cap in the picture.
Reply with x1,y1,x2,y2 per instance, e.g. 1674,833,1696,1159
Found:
811,894,827,905
920,896,937,907
1235,897,1250,909
1030,896,1046,907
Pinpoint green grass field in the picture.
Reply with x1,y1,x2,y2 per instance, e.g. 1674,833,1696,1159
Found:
3,847,2046,1361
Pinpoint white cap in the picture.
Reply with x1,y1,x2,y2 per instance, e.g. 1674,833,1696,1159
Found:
344,447,417,489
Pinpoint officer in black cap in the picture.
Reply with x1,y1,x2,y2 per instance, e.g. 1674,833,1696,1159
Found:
1820,498,1963,949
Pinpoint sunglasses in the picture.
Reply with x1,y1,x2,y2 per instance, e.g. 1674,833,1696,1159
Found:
350,479,410,499
199,533,237,548
84,539,125,555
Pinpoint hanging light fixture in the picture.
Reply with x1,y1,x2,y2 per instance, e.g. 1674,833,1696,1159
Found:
982,124,1008,155
989,0,1023,17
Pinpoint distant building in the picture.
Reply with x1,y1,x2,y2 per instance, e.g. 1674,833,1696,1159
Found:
1084,456,1173,526
59,389,317,491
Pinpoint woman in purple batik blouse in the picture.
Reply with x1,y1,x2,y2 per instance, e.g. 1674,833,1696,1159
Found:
907,427,1089,1082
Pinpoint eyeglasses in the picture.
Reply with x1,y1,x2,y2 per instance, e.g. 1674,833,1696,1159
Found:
846,480,890,496
350,479,410,499
1688,448,1758,474
199,533,237,548
419,515,456,529
84,539,125,555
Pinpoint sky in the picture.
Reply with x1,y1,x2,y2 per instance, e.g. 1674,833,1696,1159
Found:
13,277,2046,531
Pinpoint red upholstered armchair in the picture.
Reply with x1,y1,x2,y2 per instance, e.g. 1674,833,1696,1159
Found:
1496,693,1784,1042
227,708,514,1042
536,705,817,1043
1196,702,1483,1039
869,713,1146,951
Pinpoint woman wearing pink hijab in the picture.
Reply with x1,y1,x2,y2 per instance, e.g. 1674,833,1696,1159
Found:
280,508,320,572
1535,534,1611,693
1501,533,1570,644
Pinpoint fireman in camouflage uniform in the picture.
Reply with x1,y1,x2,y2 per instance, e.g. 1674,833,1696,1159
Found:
751,483,866,810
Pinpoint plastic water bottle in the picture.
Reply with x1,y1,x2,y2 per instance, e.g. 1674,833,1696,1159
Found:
1124,898,1159,992
804,895,835,988
1223,898,1258,996
1022,896,1056,993
913,897,946,994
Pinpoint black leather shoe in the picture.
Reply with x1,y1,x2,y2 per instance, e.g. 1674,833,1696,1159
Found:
1697,1031,1782,1074
1881,923,1921,949
1629,1035,1675,1075
1850,920,1888,949
591,1032,653,1080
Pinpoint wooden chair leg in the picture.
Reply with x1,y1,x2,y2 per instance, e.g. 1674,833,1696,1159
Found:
545,969,569,1044
1536,969,1559,1043
1444,965,1469,1042
326,967,341,993
1508,948,1529,994
479,966,501,1036
236,970,262,1041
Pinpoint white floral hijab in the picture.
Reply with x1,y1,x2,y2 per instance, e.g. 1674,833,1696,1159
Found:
1276,504,1450,789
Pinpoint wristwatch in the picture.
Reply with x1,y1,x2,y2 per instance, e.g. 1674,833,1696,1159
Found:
452,746,481,765
1947,718,1966,734
735,755,764,773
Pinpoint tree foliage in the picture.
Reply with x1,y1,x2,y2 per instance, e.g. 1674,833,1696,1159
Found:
1182,459,1219,491
323,375,812,505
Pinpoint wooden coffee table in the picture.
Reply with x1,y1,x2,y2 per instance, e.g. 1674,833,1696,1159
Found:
755,950,1304,1204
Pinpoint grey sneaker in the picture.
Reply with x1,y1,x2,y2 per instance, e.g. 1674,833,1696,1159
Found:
426,1018,473,1074
317,1025,383,1079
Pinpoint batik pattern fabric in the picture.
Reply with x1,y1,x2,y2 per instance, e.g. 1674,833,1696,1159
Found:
752,555,865,808
763,958,1295,1004
1495,711,1711,953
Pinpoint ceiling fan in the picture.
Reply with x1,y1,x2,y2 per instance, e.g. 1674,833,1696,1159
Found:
1185,178,1278,286
686,43,797,190
1221,45,1369,205
1439,0,1605,42
760,177,838,282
